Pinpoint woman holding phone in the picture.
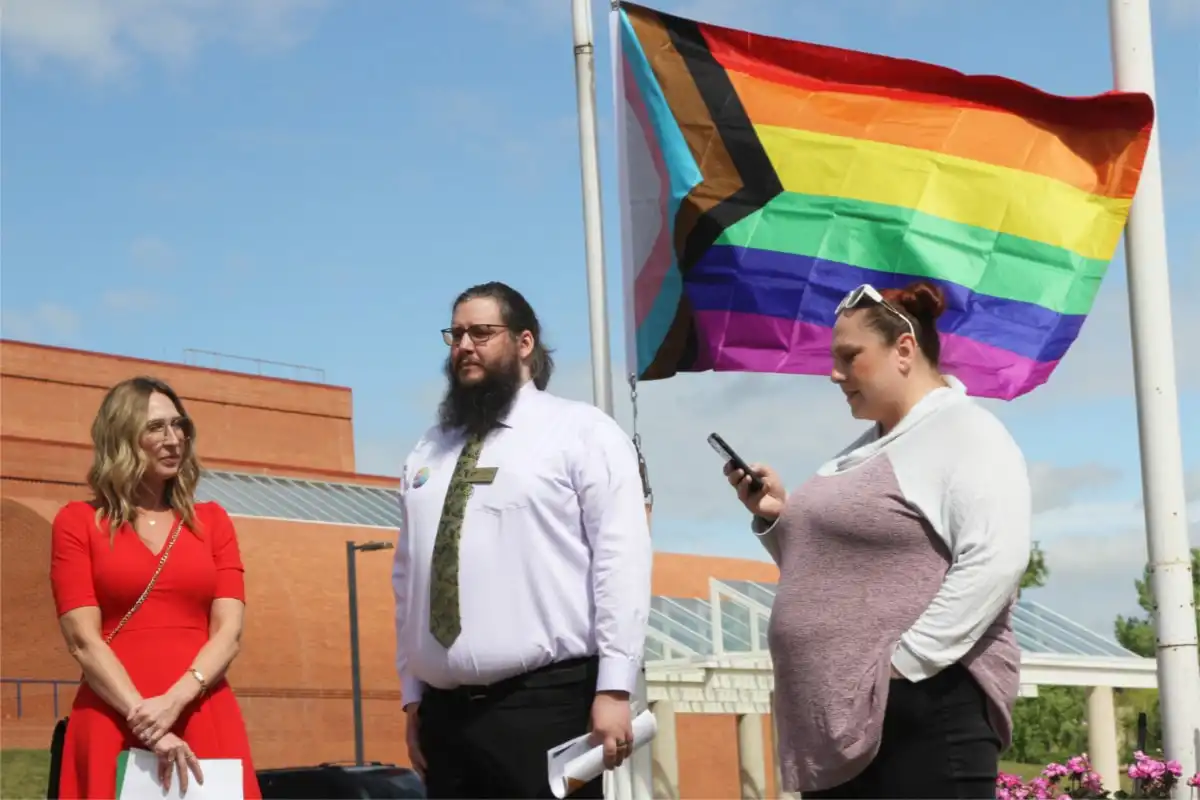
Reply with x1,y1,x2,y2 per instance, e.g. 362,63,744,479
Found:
725,281,1031,799
49,376,260,798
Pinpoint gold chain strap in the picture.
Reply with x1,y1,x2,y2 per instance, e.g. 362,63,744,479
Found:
103,518,184,645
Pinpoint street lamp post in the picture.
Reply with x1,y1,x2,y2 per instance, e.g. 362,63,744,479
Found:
346,539,394,766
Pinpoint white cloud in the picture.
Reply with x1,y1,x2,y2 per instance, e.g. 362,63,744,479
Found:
1028,511,1200,639
130,236,177,273
0,0,328,81
1164,0,1200,27
981,267,1200,415
357,312,1198,635
0,302,81,341
413,87,577,182
656,0,802,31
358,357,866,516
1029,462,1122,513
366,306,1193,521
101,289,161,312
362,357,1194,637
550,363,866,522
467,0,568,30
0,289,165,345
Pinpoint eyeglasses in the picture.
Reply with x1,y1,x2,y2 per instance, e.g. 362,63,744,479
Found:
144,416,193,442
835,284,916,341
441,324,508,346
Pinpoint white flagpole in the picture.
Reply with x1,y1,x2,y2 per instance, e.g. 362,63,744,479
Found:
573,0,615,416
572,1,652,799
1107,0,1200,793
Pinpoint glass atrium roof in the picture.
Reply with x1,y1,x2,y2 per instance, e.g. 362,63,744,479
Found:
195,476,1140,664
196,470,402,529
647,579,1138,663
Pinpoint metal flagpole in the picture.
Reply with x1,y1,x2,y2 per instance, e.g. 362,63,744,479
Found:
1108,1,1200,793
574,0,614,417
572,1,651,798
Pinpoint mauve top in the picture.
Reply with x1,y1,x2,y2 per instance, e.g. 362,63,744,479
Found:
755,379,1031,793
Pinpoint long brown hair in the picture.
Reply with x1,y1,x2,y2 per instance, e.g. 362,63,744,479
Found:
87,376,202,541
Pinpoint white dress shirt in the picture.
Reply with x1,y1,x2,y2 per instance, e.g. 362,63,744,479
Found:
392,381,652,706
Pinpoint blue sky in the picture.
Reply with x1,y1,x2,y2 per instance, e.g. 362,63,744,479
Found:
3,0,1198,635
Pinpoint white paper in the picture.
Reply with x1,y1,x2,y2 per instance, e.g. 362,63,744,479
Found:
118,748,244,800
547,709,657,799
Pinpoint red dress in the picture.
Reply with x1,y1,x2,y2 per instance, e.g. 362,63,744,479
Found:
50,500,261,799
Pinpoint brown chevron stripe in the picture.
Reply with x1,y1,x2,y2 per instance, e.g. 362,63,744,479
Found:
621,3,783,379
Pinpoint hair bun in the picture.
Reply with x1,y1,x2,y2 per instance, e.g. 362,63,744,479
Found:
892,280,946,322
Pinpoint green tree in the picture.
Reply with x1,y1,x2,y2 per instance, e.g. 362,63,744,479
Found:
1113,547,1200,657
1008,686,1088,764
1116,688,1162,762
1021,542,1048,593
1110,547,1199,762
1002,542,1089,768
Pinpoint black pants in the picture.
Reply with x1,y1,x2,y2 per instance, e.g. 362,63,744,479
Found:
806,664,1001,799
417,657,604,799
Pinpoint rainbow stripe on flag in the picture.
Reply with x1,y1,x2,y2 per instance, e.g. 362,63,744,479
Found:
613,2,1155,399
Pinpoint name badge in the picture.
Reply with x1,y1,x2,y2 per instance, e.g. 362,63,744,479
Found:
465,467,498,485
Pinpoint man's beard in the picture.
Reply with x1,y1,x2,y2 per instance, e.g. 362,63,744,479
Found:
437,351,523,437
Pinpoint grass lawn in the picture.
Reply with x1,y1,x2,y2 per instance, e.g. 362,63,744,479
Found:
1,749,50,800
1000,760,1047,780
0,750,1133,797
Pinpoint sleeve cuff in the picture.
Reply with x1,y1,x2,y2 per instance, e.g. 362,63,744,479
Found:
751,515,779,536
597,656,641,695
401,675,424,707
890,639,942,682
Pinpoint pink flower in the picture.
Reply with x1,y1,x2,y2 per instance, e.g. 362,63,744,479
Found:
1188,772,1200,788
1027,777,1053,800
1081,770,1104,794
1128,752,1165,781
1042,763,1069,779
1164,759,1182,777
1066,755,1089,775
998,773,1025,790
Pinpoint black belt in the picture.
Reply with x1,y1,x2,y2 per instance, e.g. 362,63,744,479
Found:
426,656,599,704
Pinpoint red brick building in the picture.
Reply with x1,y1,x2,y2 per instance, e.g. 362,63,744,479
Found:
0,339,781,798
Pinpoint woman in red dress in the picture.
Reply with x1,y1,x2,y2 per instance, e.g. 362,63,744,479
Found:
50,376,261,798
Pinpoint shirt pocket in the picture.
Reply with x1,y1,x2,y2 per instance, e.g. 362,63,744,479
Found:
471,467,535,513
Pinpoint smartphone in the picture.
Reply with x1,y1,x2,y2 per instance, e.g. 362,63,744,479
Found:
707,432,764,494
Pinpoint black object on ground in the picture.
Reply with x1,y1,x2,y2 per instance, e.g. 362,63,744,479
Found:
257,762,425,799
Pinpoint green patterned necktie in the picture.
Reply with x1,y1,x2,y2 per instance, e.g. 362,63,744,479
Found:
428,434,484,648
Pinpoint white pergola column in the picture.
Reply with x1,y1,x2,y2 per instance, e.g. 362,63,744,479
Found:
769,692,783,799
649,700,680,799
1086,685,1120,793
737,712,768,799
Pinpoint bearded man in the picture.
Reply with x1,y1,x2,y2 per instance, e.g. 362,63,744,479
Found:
391,281,652,799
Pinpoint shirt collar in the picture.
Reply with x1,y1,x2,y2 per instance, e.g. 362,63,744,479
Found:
496,379,538,428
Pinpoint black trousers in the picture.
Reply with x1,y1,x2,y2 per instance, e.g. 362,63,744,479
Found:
806,664,1001,800
417,656,604,800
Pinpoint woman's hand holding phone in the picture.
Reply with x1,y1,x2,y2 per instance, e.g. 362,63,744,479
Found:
724,461,787,521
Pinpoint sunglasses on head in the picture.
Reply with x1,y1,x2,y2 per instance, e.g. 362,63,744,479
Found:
835,284,916,341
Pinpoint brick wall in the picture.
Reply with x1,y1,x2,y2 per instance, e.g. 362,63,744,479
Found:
0,340,357,475
0,340,782,798
2,491,780,795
